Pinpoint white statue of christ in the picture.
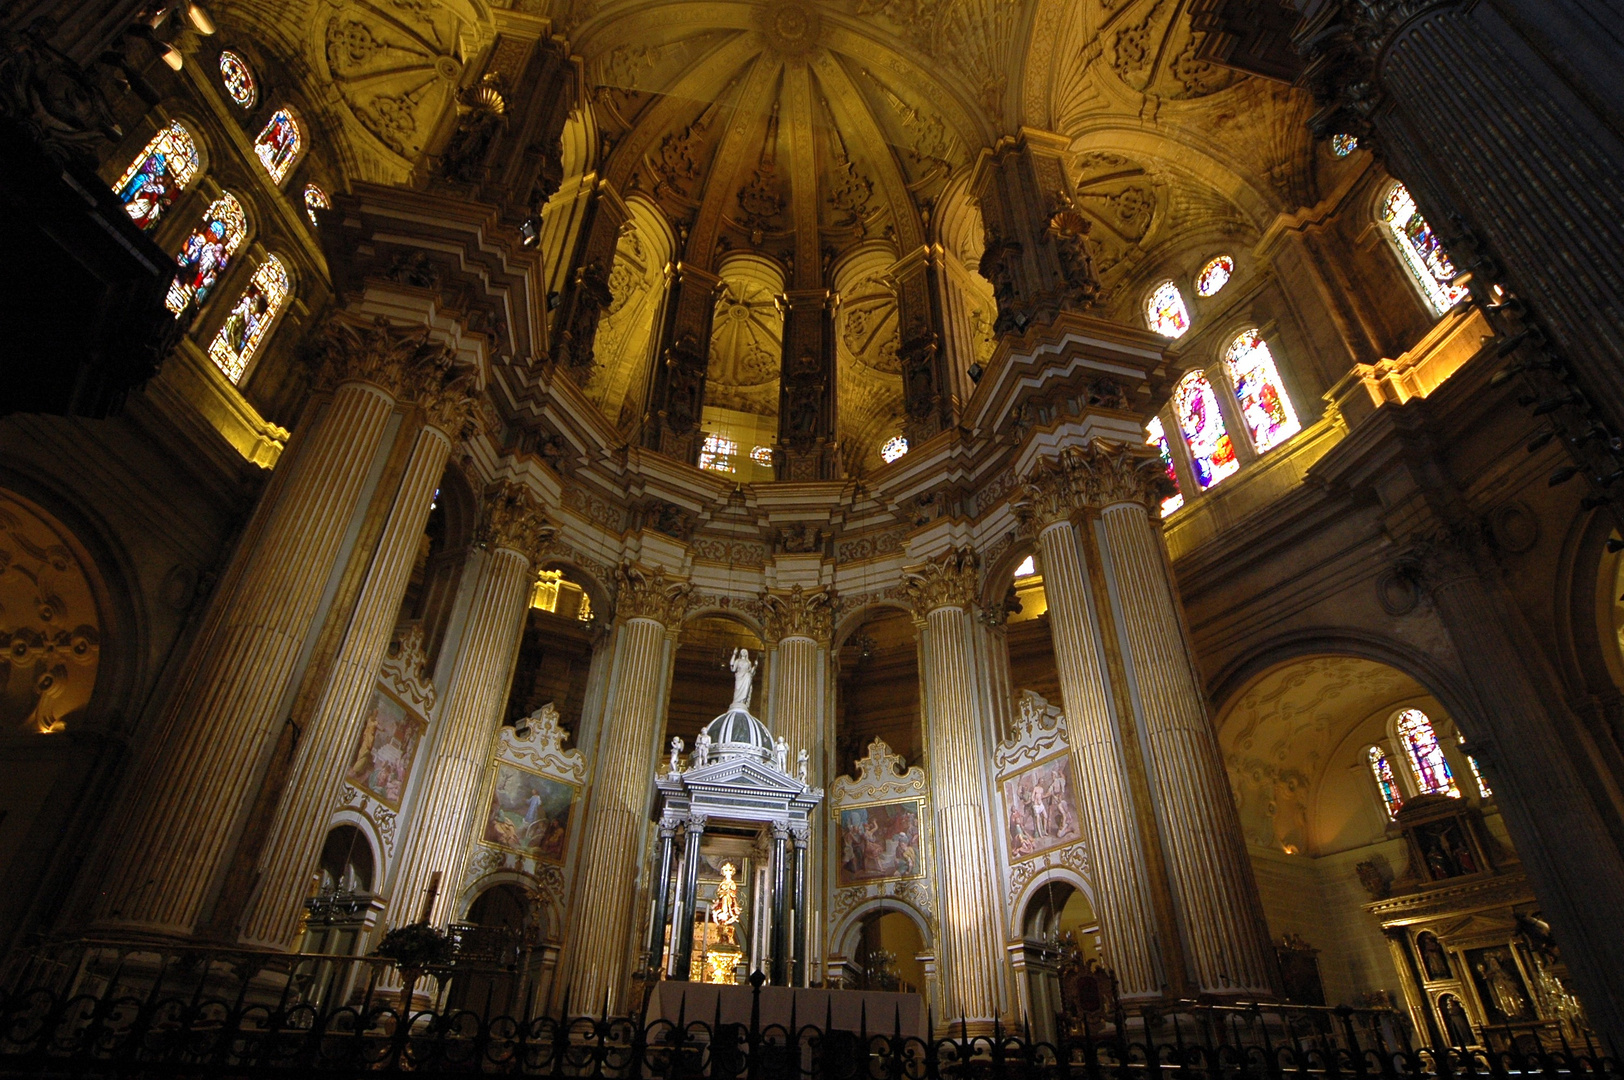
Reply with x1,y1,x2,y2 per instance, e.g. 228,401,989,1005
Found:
728,647,756,710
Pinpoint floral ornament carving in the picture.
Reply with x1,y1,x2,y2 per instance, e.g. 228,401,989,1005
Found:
902,546,980,616
0,495,100,734
1019,441,1174,519
613,562,693,629
315,315,457,401
477,482,554,564
761,585,834,645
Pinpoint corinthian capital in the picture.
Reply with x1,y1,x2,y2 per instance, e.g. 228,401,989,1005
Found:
761,585,834,645
477,481,554,563
314,315,454,400
903,546,980,616
412,358,480,439
1017,456,1083,532
614,563,693,629
1068,440,1174,512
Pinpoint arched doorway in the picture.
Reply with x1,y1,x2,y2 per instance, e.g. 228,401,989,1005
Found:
851,907,927,998
300,824,377,957
1018,881,1099,1042
447,882,545,1016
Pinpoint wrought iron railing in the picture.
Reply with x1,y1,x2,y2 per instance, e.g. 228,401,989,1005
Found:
0,940,1616,1078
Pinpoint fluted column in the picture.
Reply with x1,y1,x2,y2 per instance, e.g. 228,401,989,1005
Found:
555,564,691,1014
95,318,421,936
904,549,1006,1028
1082,446,1274,996
387,482,552,929
241,351,476,948
1019,473,1166,999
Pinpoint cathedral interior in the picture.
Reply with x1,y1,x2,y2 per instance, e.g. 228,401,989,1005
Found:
5,0,1624,1067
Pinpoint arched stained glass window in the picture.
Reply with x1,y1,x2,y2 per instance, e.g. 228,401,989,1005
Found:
1145,280,1190,338
113,121,201,231
1458,733,1491,798
303,183,331,227
1396,708,1459,798
1224,328,1300,453
207,255,290,383
165,192,248,315
1145,416,1183,516
698,432,737,473
1172,370,1238,489
1380,183,1468,316
253,108,302,184
1331,134,1358,157
1368,746,1402,818
1196,255,1233,297
218,51,257,108
880,435,908,463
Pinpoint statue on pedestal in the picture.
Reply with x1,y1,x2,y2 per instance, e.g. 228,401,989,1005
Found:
728,647,757,709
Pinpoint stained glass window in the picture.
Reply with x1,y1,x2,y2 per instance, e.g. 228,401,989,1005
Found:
750,445,773,467
1172,370,1238,489
253,108,302,184
698,433,737,473
1145,280,1190,339
1331,134,1358,157
165,192,248,315
1380,183,1468,316
1196,255,1233,297
1397,708,1459,798
207,255,290,383
218,50,257,108
1368,746,1402,818
1145,416,1184,515
1458,733,1491,798
1224,328,1300,453
880,436,908,463
1014,555,1036,578
303,183,330,227
113,121,201,231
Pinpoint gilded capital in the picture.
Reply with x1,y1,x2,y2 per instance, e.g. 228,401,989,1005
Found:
903,546,980,616
477,481,554,564
761,585,833,645
1029,440,1172,513
1016,457,1083,532
613,562,693,629
412,359,480,439
314,315,454,401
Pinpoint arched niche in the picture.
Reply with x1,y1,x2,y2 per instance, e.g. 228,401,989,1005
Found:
993,547,1059,719
832,244,905,475
585,195,675,432
1015,875,1100,1042
396,464,479,670
834,604,921,778
503,562,602,737
665,613,766,750
699,253,786,484
831,899,932,997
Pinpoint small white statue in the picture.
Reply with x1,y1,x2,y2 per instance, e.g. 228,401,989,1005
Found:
728,647,757,710
773,736,788,772
796,747,809,783
669,736,684,774
693,730,711,766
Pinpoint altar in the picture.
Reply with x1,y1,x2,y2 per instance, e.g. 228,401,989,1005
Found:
646,981,928,1041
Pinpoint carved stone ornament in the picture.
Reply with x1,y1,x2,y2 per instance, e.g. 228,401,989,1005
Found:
761,585,834,645
0,20,123,167
831,737,928,807
476,481,554,563
315,315,457,401
1022,440,1174,517
995,690,1069,774
1017,459,1080,531
902,546,980,616
1294,0,1454,144
613,562,693,629
412,353,480,439
499,702,586,785
380,621,436,713
1397,525,1484,594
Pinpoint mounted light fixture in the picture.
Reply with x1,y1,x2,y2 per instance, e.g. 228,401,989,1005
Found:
185,1,216,34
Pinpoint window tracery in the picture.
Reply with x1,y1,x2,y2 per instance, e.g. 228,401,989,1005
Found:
207,255,290,383
1172,370,1238,489
1145,417,1183,515
1223,328,1300,453
113,121,201,231
1379,183,1468,316
218,50,257,108
1396,708,1459,798
1146,280,1190,339
164,192,248,315
1195,256,1233,297
253,108,303,184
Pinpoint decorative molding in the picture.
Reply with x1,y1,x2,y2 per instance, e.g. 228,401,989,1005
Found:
902,546,979,615
994,690,1068,774
1018,439,1173,520
340,783,398,858
380,622,436,714
614,562,693,628
315,315,455,400
831,737,927,806
500,703,587,785
761,585,834,645
834,527,906,562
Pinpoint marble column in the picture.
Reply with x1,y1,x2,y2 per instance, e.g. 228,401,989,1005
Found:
387,482,552,929
904,549,1006,1028
1081,444,1274,996
769,823,791,986
241,354,476,948
645,814,680,977
791,825,809,987
554,563,690,1014
95,317,420,936
1018,471,1168,999
670,814,706,981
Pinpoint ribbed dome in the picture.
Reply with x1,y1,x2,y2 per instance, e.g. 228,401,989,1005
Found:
701,706,775,763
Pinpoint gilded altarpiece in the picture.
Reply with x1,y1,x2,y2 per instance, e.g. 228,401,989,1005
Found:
828,738,935,964
995,691,1091,925
340,627,436,869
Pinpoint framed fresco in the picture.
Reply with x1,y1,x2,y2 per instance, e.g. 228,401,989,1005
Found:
837,798,926,887
1002,753,1084,863
346,687,427,808
480,762,576,864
